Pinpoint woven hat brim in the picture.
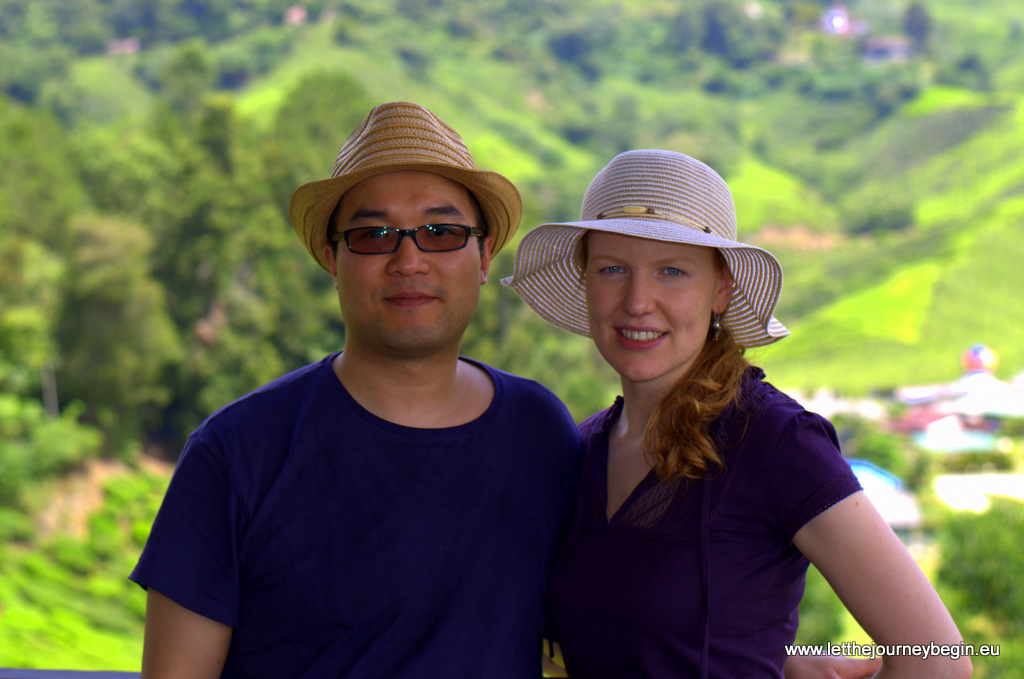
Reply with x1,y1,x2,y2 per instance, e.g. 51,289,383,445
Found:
502,219,790,348
289,162,521,271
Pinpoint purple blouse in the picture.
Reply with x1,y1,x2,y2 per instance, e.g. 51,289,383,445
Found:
547,369,861,678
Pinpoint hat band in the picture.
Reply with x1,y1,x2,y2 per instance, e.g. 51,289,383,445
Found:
594,205,712,234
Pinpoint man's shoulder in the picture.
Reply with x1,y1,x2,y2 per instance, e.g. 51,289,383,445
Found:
467,359,579,443
194,355,335,437
469,358,567,408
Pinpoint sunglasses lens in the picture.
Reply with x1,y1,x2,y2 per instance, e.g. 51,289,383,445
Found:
416,225,470,251
346,228,397,254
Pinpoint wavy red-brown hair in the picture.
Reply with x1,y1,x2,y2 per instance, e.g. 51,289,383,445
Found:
643,327,749,482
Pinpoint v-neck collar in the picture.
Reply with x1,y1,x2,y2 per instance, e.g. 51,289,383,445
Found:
594,397,661,525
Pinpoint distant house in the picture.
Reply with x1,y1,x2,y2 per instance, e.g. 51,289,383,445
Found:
107,38,140,55
862,36,913,63
285,5,308,25
891,366,1022,454
942,370,1024,419
911,414,1001,454
935,472,1024,512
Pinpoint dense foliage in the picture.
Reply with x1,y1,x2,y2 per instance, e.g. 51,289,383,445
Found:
1,0,1023,671
0,466,166,669
937,499,1024,677
1,0,1021,459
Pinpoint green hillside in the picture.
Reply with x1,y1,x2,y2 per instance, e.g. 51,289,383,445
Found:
757,95,1024,392
3,0,1024,670
220,5,1024,394
25,2,1015,395
1,462,168,669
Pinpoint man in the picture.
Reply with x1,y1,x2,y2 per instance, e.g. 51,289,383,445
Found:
131,101,582,678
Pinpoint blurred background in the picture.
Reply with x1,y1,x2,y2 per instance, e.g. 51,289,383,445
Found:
0,0,1022,675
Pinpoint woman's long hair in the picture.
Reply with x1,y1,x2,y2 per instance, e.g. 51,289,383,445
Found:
643,325,750,483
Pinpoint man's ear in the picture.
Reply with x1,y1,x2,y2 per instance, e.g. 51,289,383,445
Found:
479,236,494,285
323,242,340,288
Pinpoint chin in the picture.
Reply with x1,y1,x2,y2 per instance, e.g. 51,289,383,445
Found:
614,365,668,385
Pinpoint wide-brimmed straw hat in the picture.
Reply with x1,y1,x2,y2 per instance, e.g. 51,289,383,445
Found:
289,101,522,271
502,149,789,347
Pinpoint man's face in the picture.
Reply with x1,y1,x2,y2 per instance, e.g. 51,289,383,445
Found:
323,171,493,361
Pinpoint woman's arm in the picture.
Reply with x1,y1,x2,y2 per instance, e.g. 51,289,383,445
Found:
141,588,233,679
793,491,971,678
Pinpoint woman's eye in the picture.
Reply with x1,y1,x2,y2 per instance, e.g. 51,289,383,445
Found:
601,265,624,274
664,267,683,276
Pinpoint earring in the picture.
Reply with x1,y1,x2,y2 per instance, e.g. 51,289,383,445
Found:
711,312,722,341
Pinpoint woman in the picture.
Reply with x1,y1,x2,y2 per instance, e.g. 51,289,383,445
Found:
504,150,970,678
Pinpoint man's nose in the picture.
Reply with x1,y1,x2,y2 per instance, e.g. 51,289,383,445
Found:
387,232,430,275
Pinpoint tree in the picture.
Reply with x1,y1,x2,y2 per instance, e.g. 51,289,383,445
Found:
0,396,102,506
270,71,374,188
666,6,702,55
831,414,913,479
903,3,932,54
698,1,784,69
938,499,1024,634
198,94,235,173
0,237,63,395
0,97,83,238
937,499,1024,675
43,0,111,54
159,39,215,122
56,215,183,449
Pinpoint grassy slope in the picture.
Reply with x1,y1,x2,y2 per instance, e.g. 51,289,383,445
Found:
758,96,1024,392
0,465,168,670
730,157,842,234
710,5,1024,393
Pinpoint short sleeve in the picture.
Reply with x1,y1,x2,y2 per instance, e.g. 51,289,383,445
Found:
762,411,862,543
130,433,244,627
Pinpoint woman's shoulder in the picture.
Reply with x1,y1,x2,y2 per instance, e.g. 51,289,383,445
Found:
737,367,801,412
577,397,623,445
718,367,829,449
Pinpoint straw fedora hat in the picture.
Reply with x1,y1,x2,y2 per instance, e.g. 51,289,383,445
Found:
289,101,522,271
502,149,789,348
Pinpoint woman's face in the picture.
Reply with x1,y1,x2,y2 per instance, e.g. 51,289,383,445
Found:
584,231,734,394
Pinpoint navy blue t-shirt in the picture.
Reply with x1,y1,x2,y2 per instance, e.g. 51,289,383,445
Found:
131,354,581,678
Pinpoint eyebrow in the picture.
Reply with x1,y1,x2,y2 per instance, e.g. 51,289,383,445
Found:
348,208,387,222
348,204,467,223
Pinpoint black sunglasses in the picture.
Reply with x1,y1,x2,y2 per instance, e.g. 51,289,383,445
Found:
332,224,485,255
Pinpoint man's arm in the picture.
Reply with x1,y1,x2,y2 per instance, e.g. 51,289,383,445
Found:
141,588,233,679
